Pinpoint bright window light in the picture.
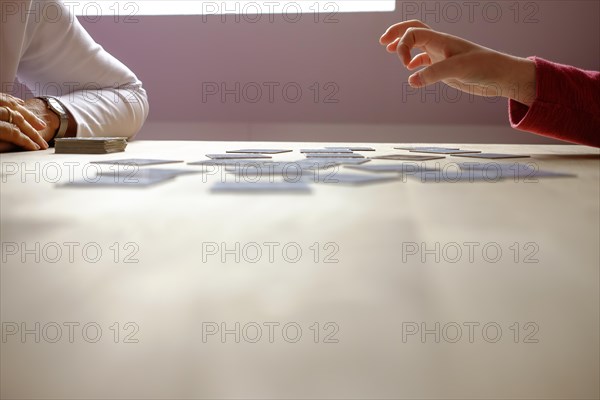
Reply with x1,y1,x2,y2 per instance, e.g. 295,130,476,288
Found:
72,1,396,16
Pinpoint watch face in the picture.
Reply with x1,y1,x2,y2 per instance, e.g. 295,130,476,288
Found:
47,97,66,114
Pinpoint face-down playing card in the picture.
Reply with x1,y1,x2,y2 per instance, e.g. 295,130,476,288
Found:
326,146,376,152
453,153,531,160
226,149,293,154
91,158,184,166
304,153,365,159
300,148,354,154
409,149,481,155
371,154,445,161
205,154,273,160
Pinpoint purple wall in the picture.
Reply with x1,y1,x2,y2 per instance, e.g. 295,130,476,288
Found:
80,1,599,142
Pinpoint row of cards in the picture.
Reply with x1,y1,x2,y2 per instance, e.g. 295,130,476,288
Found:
59,146,572,191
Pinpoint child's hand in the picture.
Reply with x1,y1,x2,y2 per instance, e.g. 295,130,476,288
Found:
380,20,536,106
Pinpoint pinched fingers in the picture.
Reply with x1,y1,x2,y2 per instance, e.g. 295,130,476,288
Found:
408,57,464,88
379,20,432,47
407,53,433,70
395,27,455,66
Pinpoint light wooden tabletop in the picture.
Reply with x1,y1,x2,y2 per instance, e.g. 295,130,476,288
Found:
1,141,599,399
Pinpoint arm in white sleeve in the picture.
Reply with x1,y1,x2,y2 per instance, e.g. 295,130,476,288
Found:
16,0,149,138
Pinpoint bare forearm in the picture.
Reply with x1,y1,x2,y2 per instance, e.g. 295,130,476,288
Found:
502,56,537,107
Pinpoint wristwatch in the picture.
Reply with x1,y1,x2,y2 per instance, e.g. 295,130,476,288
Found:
37,96,69,141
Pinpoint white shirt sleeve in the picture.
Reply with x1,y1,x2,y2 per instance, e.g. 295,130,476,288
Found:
15,0,149,138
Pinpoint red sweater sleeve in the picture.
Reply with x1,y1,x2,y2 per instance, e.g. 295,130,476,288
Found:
508,57,600,147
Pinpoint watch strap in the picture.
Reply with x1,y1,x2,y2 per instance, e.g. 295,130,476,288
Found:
38,96,69,141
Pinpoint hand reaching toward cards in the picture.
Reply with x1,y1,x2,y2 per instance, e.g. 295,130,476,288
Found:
379,20,537,106
0,93,51,152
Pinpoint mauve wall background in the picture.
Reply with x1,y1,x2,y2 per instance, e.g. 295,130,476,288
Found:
80,1,599,143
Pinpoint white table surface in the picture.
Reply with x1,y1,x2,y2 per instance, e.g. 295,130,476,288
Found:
1,141,599,399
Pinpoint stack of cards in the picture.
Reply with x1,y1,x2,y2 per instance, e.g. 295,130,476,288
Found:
55,137,128,154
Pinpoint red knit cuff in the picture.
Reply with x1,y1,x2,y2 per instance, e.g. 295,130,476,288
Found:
508,56,547,132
